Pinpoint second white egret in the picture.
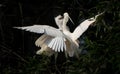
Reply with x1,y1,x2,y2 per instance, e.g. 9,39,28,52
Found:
14,12,103,57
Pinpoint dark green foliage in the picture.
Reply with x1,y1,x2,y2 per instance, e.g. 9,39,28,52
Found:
0,0,120,74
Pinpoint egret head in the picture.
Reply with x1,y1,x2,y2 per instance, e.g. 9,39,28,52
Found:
55,15,63,20
63,12,75,25
63,12,69,17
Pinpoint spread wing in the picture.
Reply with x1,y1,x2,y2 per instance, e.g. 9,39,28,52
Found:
72,19,95,40
48,37,66,52
14,25,64,37
72,13,103,40
35,35,66,52
14,25,66,52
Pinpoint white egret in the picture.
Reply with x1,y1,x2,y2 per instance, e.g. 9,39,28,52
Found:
14,14,69,56
35,15,64,56
35,12,102,57
14,25,67,50
35,13,75,57
14,12,102,57
57,12,103,57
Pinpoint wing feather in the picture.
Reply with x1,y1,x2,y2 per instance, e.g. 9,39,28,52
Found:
55,39,59,52
60,38,64,52
48,37,66,52
35,34,54,48
72,19,95,40
58,39,61,52
14,25,67,52
14,25,63,37
52,38,57,51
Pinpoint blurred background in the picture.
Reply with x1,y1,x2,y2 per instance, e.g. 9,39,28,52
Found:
0,0,120,74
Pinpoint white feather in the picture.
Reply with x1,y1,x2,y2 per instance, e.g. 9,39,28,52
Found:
14,25,66,52
14,25,63,37
54,15,63,30
52,38,57,50
14,12,102,57
62,12,102,57
72,19,95,40
47,37,66,52
57,40,63,52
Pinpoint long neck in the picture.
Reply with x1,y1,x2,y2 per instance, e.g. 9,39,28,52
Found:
62,17,72,40
62,21,67,31
62,16,69,32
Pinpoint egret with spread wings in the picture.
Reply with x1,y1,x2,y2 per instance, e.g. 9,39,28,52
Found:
14,12,103,57
61,12,103,57
35,14,64,56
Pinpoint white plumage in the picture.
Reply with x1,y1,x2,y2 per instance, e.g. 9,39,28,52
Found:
36,15,65,56
14,25,66,52
56,12,102,57
14,12,102,57
14,25,64,37
35,35,55,56
54,15,63,30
